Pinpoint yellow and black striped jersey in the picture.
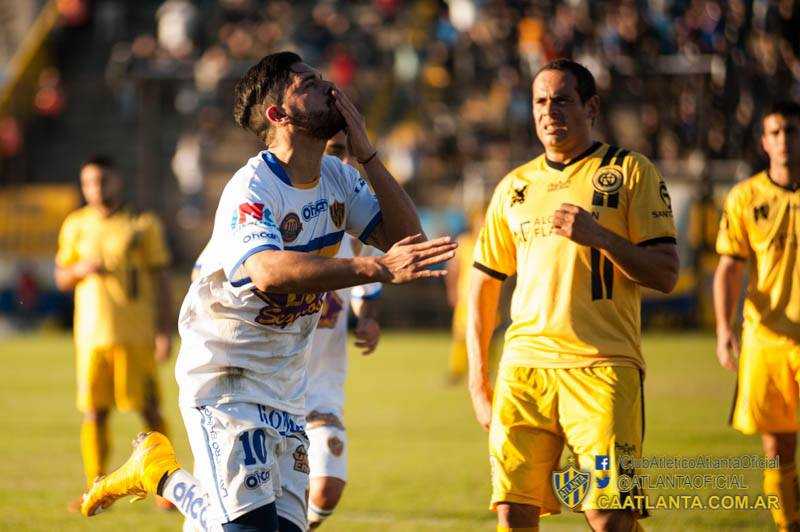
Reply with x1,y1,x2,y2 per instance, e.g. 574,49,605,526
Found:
716,171,800,343
474,142,677,371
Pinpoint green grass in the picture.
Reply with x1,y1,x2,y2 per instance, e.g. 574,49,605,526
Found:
0,331,774,530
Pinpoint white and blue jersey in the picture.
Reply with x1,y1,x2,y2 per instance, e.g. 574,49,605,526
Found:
176,150,381,415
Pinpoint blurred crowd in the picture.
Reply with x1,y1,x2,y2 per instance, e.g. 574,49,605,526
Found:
96,0,800,204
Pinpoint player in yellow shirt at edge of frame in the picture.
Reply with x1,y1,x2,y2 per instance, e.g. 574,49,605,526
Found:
714,101,800,532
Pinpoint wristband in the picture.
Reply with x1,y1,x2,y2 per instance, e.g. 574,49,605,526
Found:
358,151,378,165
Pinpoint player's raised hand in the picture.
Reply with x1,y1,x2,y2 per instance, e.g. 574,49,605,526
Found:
373,234,457,284
716,328,740,372
354,317,380,355
553,203,607,247
331,88,375,162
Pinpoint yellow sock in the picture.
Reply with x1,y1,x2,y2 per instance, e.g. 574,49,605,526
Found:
764,464,800,529
80,419,108,486
496,527,538,532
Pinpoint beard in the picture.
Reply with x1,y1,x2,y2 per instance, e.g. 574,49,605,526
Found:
290,102,346,140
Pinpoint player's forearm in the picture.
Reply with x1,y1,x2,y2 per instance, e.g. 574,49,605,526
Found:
362,156,423,244
245,250,384,294
597,230,679,293
713,257,745,334
466,270,502,389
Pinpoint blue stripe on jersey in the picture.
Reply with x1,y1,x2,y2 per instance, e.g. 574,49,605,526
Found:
285,230,345,253
229,243,281,286
230,276,251,287
262,151,292,186
359,211,382,244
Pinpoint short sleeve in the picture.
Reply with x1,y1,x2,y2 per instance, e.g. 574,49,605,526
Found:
220,182,284,284
473,179,516,280
56,214,80,267
351,282,382,300
626,156,678,245
716,186,750,259
341,163,381,244
139,213,171,268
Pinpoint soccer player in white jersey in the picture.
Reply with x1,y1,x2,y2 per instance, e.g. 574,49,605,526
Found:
80,51,456,532
304,132,383,529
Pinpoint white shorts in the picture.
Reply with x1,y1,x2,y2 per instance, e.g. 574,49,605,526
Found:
308,423,348,481
181,403,310,529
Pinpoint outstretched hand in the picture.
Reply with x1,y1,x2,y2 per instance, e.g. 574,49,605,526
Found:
374,234,457,284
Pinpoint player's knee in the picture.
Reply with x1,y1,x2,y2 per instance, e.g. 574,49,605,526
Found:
496,502,540,527
222,501,278,531
310,478,346,510
584,509,635,532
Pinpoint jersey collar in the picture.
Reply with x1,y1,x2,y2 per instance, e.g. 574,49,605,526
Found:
765,171,800,192
545,141,602,171
262,151,319,189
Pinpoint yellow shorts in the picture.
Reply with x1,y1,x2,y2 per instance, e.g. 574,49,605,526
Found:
76,343,159,413
489,364,644,516
730,330,800,434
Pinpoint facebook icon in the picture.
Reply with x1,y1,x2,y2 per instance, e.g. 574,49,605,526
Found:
595,455,610,471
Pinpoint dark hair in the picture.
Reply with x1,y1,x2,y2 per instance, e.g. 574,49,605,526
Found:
81,155,115,171
533,58,597,104
765,100,800,121
233,51,302,142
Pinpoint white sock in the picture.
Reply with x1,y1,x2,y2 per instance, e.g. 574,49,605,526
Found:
162,469,220,532
307,503,334,528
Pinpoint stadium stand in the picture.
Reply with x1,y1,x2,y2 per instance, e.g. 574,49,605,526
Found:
0,0,799,327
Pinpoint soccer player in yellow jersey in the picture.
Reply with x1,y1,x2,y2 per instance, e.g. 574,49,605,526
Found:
468,59,678,532
714,101,800,532
55,156,174,511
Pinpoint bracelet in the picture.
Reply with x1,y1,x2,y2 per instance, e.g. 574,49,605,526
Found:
358,151,378,165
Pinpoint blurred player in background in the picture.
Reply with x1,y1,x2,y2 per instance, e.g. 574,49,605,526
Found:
305,131,383,529
55,156,173,511
714,101,800,532
445,208,483,383
81,51,456,531
468,59,678,531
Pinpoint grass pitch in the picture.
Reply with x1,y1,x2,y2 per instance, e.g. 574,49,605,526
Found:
0,331,773,530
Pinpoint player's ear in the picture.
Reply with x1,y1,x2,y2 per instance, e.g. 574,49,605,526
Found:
586,95,600,127
266,105,286,126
